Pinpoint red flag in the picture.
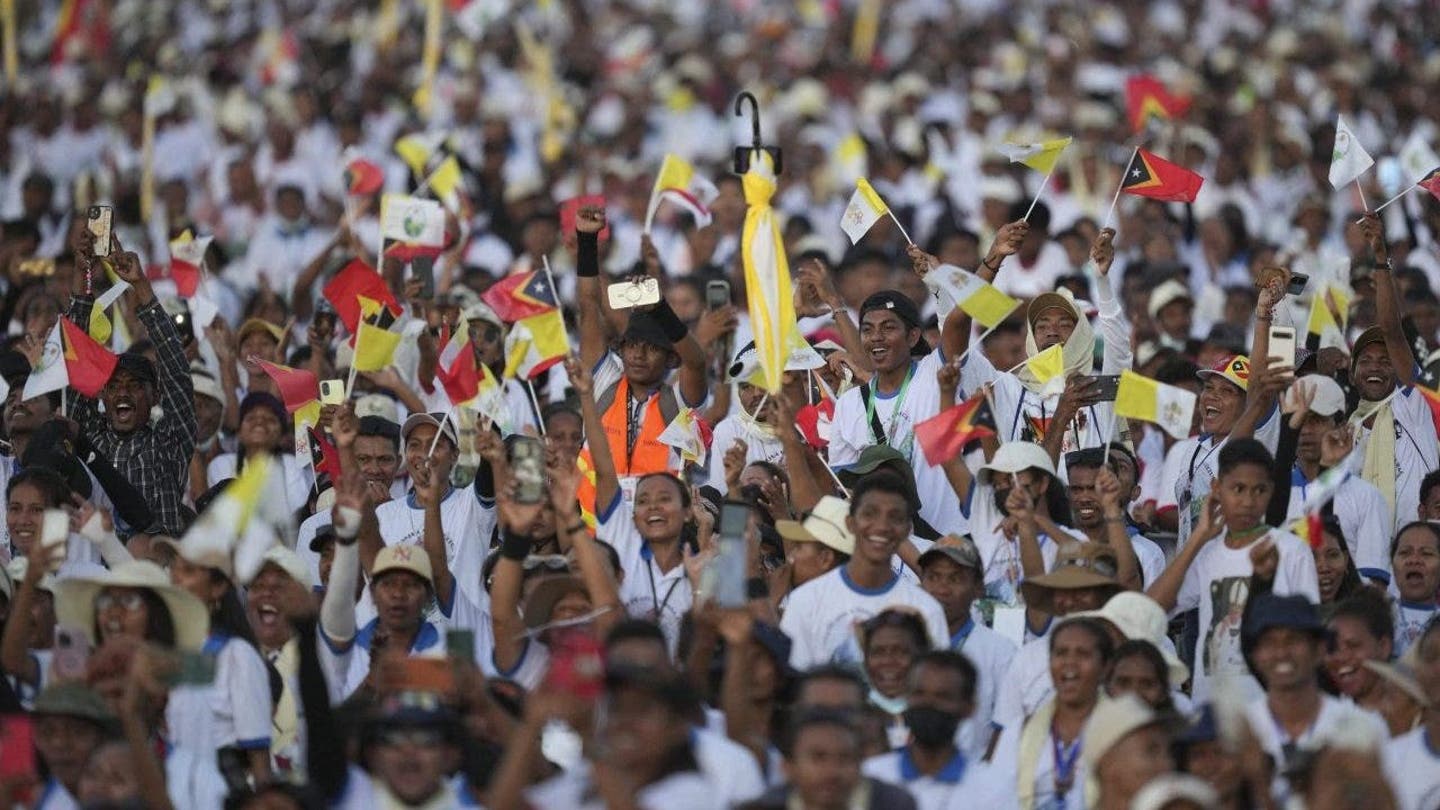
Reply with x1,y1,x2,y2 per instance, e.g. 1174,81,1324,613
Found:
1121,149,1204,203
435,334,481,405
795,400,835,451
308,427,341,479
344,157,385,196
1296,511,1325,550
1125,75,1190,133
915,393,997,465
482,271,558,322
559,195,610,248
383,241,445,262
322,259,399,334
1419,168,1440,202
256,360,319,413
59,319,118,397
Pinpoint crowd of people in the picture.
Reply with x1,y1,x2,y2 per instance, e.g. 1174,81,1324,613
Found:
0,0,1439,808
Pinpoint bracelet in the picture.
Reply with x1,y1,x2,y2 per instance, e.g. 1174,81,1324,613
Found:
1102,514,1126,524
576,231,599,278
745,577,770,600
981,256,1000,272
500,530,534,561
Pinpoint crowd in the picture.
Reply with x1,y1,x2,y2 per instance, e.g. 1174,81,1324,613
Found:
0,0,1439,808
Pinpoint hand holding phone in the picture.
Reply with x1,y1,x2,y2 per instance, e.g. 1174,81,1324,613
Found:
1268,326,1297,365
509,437,545,504
607,278,661,310
320,379,346,405
87,206,113,257
713,502,751,608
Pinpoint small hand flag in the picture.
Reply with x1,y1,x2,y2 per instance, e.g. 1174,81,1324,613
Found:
996,137,1072,175
1121,149,1204,203
915,393,998,465
1328,115,1374,189
840,178,890,244
1114,369,1196,440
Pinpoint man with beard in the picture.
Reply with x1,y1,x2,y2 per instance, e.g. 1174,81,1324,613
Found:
861,651,1012,810
63,237,195,535
1349,215,1439,535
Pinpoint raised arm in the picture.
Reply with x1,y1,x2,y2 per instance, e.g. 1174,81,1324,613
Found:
112,248,197,448
413,457,455,611
490,488,544,674
772,390,827,511
975,220,1028,285
0,543,64,687
574,207,610,371
795,258,870,370
1094,466,1141,590
1360,213,1417,386
567,355,619,515
319,482,364,649
1146,491,1221,611
291,229,347,322
205,319,244,435
1090,229,1133,374
548,451,622,637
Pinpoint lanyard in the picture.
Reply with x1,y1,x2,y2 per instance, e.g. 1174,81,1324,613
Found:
951,618,975,652
1050,721,1083,801
624,388,648,471
865,362,916,443
645,554,683,621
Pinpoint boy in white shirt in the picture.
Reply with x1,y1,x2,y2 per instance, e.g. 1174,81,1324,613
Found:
1147,438,1320,703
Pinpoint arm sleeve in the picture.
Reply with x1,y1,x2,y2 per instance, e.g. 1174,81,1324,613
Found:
134,299,197,449
77,447,155,532
226,643,274,749
1094,273,1134,374
320,542,360,647
778,593,814,671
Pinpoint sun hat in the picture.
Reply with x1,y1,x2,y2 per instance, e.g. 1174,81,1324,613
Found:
258,545,314,591
1019,543,1124,612
32,682,118,730
1081,694,1168,773
978,441,1056,483
1129,774,1220,810
775,495,856,555
522,575,589,629
918,535,982,572
1146,279,1195,321
1073,591,1189,687
53,560,211,652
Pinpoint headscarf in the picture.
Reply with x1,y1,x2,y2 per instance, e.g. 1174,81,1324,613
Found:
1016,289,1094,394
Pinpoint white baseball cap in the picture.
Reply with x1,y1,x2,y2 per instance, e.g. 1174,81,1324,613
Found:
1292,374,1347,418
1146,279,1194,321
978,441,1055,483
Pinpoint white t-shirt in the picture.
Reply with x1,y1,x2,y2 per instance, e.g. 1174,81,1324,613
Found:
779,565,949,670
1245,694,1388,804
1286,468,1394,582
597,493,693,658
1170,413,1281,547
524,765,726,810
964,480,1082,609
1351,385,1440,535
829,349,966,536
693,726,767,806
704,414,785,496
989,704,1087,810
1392,600,1440,658
164,745,230,810
164,635,273,753
1383,726,1440,810
862,746,1013,810
319,618,448,702
206,452,313,513
1172,529,1320,702
950,619,1018,759
490,637,551,691
1128,529,1168,589
374,486,494,613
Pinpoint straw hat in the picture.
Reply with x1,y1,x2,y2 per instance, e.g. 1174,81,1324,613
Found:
54,561,210,652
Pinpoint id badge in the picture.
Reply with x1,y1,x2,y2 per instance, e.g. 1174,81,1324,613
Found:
619,476,638,503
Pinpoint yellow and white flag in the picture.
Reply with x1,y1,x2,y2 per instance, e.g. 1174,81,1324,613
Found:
425,156,465,212
657,407,706,463
1024,344,1066,397
1115,369,1197,439
925,265,1020,329
840,178,889,244
395,131,445,177
741,151,797,393
644,153,719,232
1305,283,1351,351
996,137,1072,174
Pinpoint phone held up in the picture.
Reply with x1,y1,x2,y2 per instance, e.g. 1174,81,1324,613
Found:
607,278,661,310
87,205,112,257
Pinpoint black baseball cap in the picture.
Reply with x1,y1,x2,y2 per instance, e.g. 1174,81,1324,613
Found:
112,352,157,386
859,291,929,355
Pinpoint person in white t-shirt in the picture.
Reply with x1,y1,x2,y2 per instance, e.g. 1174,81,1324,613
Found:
1352,216,1440,536
1241,593,1389,804
1063,447,1165,589
1282,374,1393,583
780,474,949,670
1148,437,1320,702
917,537,1016,759
1390,521,1440,657
862,651,1012,810
707,340,815,495
1381,617,1440,810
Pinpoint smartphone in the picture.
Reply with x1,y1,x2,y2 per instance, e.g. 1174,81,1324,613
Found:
320,379,346,405
411,255,436,300
714,502,750,608
314,303,337,334
1268,325,1297,365
52,625,92,682
542,627,604,701
509,436,545,504
87,205,112,256
606,278,661,310
705,280,730,310
40,509,68,570
0,715,36,800
1082,374,1122,402
1286,272,1309,297
446,629,475,662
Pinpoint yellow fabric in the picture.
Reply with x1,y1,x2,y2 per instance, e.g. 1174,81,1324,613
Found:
502,309,567,379
1016,290,1095,395
411,0,442,117
1016,698,1057,810
269,640,300,773
958,280,1020,330
1357,397,1398,518
741,152,797,393
354,321,401,372
394,133,436,177
1009,137,1073,174
425,156,463,211
856,177,889,214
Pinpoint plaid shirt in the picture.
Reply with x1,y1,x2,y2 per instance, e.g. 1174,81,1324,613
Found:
67,295,196,535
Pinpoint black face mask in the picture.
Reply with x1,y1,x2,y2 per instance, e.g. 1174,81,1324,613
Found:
902,705,961,748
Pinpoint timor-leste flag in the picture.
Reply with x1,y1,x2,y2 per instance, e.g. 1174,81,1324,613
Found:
323,259,399,334
60,319,118,398
1420,167,1440,203
481,270,558,323
1125,74,1190,133
1121,149,1204,203
915,392,997,465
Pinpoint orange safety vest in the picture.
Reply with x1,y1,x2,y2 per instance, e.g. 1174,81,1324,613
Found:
575,377,678,518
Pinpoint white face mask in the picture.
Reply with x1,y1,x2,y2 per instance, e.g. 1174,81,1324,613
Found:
868,689,908,716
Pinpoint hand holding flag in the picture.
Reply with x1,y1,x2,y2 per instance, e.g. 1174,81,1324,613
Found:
841,178,912,245
1114,369,1196,440
915,392,998,465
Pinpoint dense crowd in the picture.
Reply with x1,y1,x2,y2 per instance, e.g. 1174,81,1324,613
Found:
0,0,1439,808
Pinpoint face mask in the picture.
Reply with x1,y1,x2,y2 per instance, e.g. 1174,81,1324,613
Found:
869,689,908,716
902,705,961,748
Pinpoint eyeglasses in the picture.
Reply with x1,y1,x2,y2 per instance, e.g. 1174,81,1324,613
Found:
95,592,146,613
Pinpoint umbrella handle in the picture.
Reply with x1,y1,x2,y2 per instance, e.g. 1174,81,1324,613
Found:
734,91,761,149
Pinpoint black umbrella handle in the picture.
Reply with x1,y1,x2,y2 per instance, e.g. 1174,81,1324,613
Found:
732,92,782,176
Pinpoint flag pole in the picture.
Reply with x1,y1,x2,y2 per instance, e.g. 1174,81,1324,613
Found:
345,324,362,397
951,320,1005,368
886,210,915,246
1354,178,1370,212
524,378,547,436
1102,146,1139,231
60,387,67,418
1100,408,1119,466
1355,185,1415,222
427,411,450,457
1023,166,1055,221
540,254,560,303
